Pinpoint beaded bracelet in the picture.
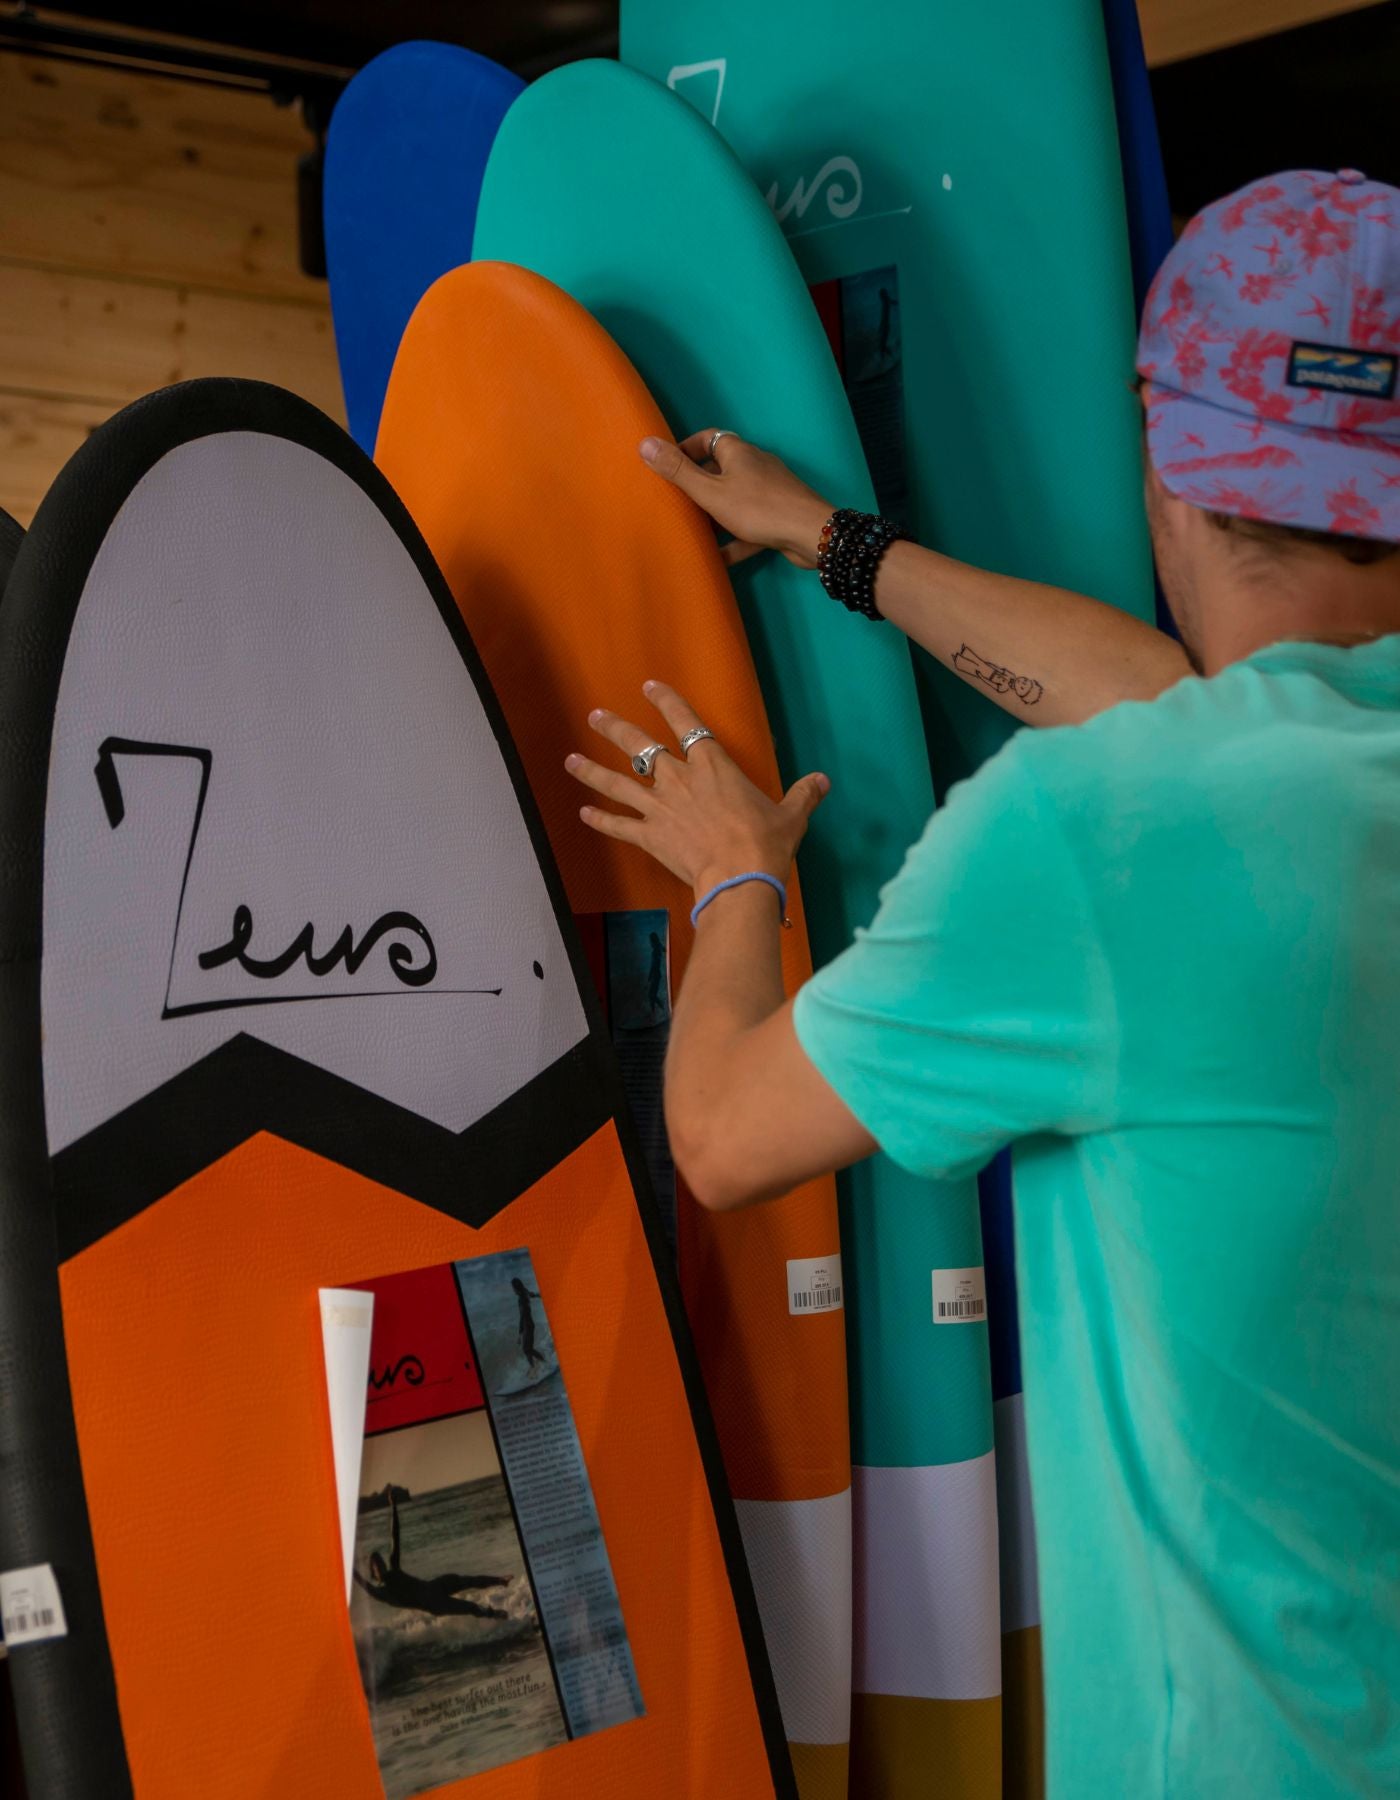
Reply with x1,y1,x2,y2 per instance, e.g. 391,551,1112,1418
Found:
816,507,909,619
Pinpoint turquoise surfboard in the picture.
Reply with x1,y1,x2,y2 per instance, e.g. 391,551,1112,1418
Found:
626,6,1156,1793
474,61,997,1799
627,4,1155,794
323,41,523,450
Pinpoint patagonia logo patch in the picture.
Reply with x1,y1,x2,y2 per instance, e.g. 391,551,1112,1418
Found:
1287,341,1397,399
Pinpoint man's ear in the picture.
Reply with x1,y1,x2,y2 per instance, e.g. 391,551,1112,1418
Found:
1144,453,1191,538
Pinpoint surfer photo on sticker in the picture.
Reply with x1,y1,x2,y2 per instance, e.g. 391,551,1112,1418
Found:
568,168,1400,1799
346,1254,643,1797
350,1410,567,1796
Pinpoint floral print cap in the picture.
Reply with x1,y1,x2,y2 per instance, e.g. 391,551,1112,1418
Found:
1137,169,1400,540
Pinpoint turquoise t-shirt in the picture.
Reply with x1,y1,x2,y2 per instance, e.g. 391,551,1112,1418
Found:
794,637,1400,1798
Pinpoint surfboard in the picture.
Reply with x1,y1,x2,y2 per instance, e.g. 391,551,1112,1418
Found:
624,13,1156,1793
0,378,792,1800
628,5,1156,791
473,65,997,1800
494,1363,560,1399
1101,0,1174,316
1100,0,1177,648
0,506,21,592
376,260,854,1800
323,41,522,450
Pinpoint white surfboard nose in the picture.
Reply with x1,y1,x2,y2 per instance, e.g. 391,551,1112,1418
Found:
42,428,586,1154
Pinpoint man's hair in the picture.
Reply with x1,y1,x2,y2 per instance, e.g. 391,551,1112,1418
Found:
1207,510,1399,567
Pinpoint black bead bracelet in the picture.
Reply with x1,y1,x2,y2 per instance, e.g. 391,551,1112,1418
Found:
816,508,908,619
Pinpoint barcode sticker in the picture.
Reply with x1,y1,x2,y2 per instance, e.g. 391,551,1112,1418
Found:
1,1563,67,1649
933,1266,987,1325
788,1254,844,1316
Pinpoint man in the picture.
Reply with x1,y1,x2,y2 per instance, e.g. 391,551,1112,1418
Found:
354,1486,510,1620
511,1273,547,1372
564,171,1400,1796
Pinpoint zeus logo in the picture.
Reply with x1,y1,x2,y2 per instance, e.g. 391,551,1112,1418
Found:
766,157,865,226
666,57,727,125
198,904,437,989
664,57,864,226
94,736,496,1019
367,1355,425,1393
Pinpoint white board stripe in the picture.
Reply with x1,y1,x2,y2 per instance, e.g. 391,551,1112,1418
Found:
734,1490,852,1746
852,1454,1001,1700
994,1391,1041,1634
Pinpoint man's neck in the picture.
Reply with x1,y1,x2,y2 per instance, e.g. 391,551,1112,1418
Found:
1195,556,1400,675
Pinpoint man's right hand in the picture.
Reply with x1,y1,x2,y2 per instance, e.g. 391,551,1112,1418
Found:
640,431,832,569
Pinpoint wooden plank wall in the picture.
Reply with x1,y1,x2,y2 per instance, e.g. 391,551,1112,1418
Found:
1138,0,1388,66
0,1,1385,522
0,50,344,525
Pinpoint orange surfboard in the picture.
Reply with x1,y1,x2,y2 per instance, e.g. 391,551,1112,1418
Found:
0,381,791,1799
377,264,853,1799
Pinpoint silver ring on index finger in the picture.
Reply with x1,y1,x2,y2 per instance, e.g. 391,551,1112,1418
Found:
706,429,737,460
679,726,717,757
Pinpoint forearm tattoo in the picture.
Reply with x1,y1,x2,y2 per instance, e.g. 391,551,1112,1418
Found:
952,644,1044,706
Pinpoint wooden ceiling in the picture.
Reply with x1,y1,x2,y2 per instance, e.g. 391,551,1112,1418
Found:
3,2,1392,227
0,2,616,80
8,0,1394,77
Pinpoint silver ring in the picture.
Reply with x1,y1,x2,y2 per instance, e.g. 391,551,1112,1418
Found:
631,743,670,779
706,429,736,460
680,726,717,756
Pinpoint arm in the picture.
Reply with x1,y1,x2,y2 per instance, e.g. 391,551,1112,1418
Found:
859,539,1188,725
568,684,1117,1210
640,432,1191,729
566,683,876,1211
664,888,875,1209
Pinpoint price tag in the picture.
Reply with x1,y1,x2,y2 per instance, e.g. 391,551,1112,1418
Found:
933,1266,987,1324
1,1563,67,1649
788,1254,844,1316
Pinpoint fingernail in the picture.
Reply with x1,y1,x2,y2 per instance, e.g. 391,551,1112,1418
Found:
643,680,658,693
565,753,581,770
639,437,662,462
588,708,604,723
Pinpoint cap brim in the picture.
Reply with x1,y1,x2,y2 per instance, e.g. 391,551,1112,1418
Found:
1143,381,1400,542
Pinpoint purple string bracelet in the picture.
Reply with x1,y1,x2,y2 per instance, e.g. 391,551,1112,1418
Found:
689,871,790,930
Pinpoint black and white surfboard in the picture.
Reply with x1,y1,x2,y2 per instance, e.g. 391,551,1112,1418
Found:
0,382,788,1800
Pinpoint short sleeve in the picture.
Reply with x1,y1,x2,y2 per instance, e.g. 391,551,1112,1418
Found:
793,737,1118,1182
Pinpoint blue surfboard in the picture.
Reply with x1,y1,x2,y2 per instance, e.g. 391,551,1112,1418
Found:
1101,0,1174,314
1100,0,1176,644
323,40,523,450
